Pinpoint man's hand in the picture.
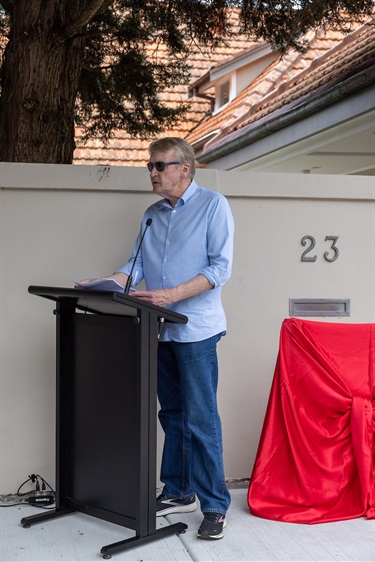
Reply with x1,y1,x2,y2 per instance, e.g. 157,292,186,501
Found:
131,289,175,308
74,277,100,288
131,275,213,306
75,278,99,286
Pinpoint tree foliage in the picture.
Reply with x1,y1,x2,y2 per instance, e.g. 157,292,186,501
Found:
239,0,374,52
0,0,373,163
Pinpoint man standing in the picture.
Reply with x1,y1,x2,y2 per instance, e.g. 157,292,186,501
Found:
79,137,234,539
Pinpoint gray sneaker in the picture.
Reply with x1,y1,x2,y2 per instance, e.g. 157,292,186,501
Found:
198,512,226,539
156,494,197,516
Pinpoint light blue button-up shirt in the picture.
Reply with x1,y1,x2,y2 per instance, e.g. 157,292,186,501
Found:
118,180,234,342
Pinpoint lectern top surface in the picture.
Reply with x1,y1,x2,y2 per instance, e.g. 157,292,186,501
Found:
28,286,188,323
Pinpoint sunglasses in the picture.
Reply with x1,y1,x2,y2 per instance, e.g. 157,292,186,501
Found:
147,161,181,172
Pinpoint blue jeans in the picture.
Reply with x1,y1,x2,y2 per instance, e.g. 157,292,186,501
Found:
157,333,231,515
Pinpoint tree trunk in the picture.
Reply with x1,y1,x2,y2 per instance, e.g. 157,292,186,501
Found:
0,1,86,163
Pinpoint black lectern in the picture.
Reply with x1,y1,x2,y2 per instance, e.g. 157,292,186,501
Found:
21,286,188,559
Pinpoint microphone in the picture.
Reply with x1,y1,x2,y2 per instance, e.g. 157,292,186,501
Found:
124,218,152,294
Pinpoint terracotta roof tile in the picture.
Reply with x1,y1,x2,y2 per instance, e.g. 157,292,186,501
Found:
233,23,375,131
187,21,371,152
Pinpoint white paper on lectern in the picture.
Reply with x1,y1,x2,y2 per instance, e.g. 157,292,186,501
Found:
74,278,125,291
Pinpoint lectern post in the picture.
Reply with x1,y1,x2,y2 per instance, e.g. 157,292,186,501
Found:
21,286,188,558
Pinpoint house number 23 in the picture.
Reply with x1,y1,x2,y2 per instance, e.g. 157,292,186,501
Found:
301,235,339,262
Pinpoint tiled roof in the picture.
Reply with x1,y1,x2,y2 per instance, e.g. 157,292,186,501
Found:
187,21,374,158
74,18,374,167
74,22,255,167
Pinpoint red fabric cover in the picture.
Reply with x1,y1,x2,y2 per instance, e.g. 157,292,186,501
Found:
248,318,375,523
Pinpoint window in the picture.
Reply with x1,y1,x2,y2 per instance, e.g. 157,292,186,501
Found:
218,80,230,108
214,75,235,113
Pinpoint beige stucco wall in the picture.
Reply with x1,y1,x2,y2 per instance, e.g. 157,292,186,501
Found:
0,163,374,493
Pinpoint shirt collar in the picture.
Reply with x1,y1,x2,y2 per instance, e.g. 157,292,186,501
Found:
162,180,199,209
180,180,198,204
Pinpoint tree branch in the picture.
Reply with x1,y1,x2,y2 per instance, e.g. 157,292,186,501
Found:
71,26,116,40
63,0,114,38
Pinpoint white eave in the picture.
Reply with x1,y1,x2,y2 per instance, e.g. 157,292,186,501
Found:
188,42,275,98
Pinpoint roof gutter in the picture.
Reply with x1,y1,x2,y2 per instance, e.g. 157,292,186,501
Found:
196,63,375,165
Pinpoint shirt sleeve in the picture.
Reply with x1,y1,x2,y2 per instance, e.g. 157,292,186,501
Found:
198,195,234,288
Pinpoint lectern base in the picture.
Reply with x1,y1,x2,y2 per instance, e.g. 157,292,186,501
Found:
100,522,188,559
21,507,75,527
20,510,188,559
